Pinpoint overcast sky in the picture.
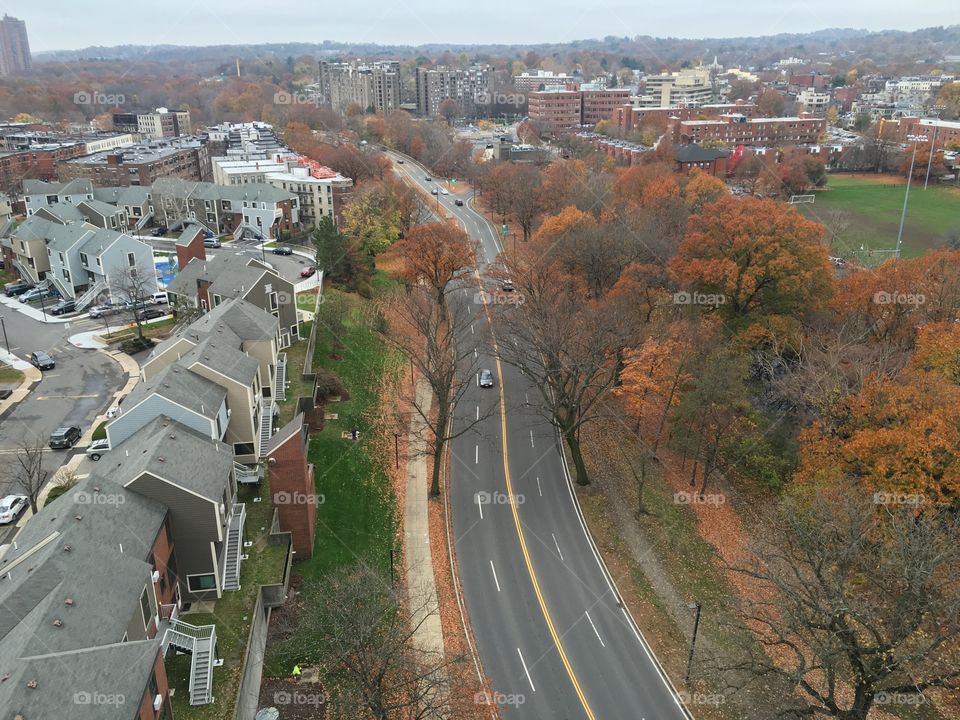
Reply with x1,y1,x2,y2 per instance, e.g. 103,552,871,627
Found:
14,0,959,52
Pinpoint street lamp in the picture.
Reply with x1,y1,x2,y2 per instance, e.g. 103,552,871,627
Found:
684,601,702,684
896,135,926,259
0,314,9,353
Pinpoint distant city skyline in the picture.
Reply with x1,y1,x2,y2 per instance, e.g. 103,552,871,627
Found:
16,0,960,54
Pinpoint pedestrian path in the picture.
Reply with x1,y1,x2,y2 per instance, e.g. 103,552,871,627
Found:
0,294,78,323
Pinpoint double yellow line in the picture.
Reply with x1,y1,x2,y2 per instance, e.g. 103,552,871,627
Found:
478,277,597,720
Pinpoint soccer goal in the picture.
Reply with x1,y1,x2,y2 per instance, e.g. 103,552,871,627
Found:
788,194,816,204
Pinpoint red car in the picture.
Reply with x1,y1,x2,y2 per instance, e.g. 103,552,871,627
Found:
300,266,317,278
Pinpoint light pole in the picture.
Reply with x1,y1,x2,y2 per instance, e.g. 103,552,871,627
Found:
896,135,926,259
684,601,702,684
0,314,9,353
923,126,939,191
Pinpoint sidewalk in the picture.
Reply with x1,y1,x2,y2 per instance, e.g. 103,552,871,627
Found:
0,293,78,323
0,348,41,417
403,379,448,692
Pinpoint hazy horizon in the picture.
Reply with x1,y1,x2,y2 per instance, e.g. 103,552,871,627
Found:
14,0,960,54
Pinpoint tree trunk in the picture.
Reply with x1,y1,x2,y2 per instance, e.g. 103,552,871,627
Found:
563,426,590,486
430,403,449,497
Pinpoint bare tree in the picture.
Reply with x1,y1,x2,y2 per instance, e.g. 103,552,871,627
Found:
8,435,49,513
725,492,960,720
290,564,459,720
107,259,160,346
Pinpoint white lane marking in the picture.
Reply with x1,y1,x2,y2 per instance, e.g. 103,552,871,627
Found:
475,445,479,465
525,392,528,405
476,373,479,387
517,647,536,692
536,476,542,496
476,493,484,519
530,430,535,448
476,405,480,421
471,323,475,334
474,347,478,358
490,560,501,592
585,610,606,647
552,533,564,561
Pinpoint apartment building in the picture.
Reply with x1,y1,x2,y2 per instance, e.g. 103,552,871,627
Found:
637,68,716,108
675,114,826,146
415,64,493,116
881,116,960,151
0,14,30,76
613,101,757,133
514,70,580,92
203,121,285,157
580,86,631,126
0,142,87,193
57,137,210,187
318,60,402,114
527,87,584,134
796,88,832,115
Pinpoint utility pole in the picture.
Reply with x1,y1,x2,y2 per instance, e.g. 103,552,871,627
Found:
684,601,702,684
897,136,924,259
0,315,9,353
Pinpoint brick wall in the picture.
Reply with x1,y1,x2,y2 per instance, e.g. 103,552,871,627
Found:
268,419,316,558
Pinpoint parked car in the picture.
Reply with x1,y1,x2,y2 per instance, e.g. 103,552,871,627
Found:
88,304,121,318
203,238,222,248
0,495,28,525
106,404,122,419
136,306,167,322
20,287,57,303
272,246,293,256
50,299,76,316
151,226,167,237
85,438,111,461
29,351,55,370
479,369,495,388
49,426,82,450
455,199,464,206
149,291,168,305
300,266,317,279
4,282,33,297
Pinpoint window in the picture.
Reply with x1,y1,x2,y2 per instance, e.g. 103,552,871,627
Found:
187,574,217,592
140,587,151,630
127,252,136,267
233,442,255,456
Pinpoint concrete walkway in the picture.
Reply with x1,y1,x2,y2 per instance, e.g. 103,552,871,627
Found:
403,379,449,708
0,294,79,323
0,348,41,417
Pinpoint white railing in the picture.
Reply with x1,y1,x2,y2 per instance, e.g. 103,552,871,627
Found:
75,279,108,310
274,352,287,401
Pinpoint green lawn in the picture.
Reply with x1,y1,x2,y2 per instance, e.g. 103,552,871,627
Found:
168,480,287,720
0,364,24,383
274,322,313,428
802,174,960,260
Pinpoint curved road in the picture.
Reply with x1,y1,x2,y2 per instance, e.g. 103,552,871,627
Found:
390,154,693,720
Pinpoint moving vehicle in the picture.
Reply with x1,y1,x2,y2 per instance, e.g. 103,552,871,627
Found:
396,159,404,164
272,246,293,255
300,266,317,278
431,188,439,195
440,188,449,195
203,238,222,248
455,199,464,206
86,438,111,461
88,304,121,318
4,282,33,297
502,278,514,292
0,495,28,525
29,351,55,370
136,306,167,321
50,299,76,315
479,369,495,388
150,291,168,305
49,426,82,450
424,176,432,181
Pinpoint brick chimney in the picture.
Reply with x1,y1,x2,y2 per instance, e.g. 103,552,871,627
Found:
267,414,316,558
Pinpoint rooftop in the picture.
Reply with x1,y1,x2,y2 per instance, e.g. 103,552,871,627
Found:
123,361,227,420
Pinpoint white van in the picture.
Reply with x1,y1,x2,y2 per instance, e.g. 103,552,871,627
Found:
150,291,168,305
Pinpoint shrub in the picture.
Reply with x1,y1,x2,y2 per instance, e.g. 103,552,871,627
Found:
314,368,344,400
120,337,153,354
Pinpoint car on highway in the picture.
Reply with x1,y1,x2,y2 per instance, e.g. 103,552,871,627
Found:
455,199,464,206
300,266,316,278
4,281,33,297
479,369,495,388
50,299,76,315
396,158,404,164
502,278,514,292
272,246,293,255
424,176,432,181
85,438,111,461
136,306,167,322
29,351,55,370
19,286,57,303
430,188,438,195
440,188,449,195
49,426,82,450
88,303,121,318
0,495,28,525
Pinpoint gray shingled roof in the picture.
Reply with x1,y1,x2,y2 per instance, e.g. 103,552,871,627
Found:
197,297,279,341
675,143,731,163
78,198,123,218
181,334,259,385
124,361,226,419
35,203,86,224
149,176,294,204
77,227,126,257
108,415,234,501
176,222,206,246
166,252,271,301
93,185,150,206
43,223,95,253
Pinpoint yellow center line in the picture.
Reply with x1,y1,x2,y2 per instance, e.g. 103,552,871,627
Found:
476,271,597,720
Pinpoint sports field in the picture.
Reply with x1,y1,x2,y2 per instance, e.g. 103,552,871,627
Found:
799,174,960,260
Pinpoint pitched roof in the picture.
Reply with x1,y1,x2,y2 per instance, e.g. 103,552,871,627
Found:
196,297,279,342
182,333,259,385
78,198,123,218
166,252,283,302
149,176,294,204
675,143,731,163
93,185,150,206
35,203,86,224
266,413,305,455
124,361,226,419
108,415,234,502
176,222,206,246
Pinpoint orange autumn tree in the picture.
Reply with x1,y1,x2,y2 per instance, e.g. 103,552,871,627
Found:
390,223,479,312
669,196,834,321
682,167,729,212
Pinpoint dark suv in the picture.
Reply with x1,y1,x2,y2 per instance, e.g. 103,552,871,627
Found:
29,351,55,370
49,426,82,449
4,282,33,297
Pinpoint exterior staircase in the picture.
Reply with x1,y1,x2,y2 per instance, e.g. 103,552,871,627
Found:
233,222,262,241
46,275,73,300
161,619,217,706
258,400,274,457
75,279,108,311
233,461,260,485
134,212,153,231
222,503,246,591
274,353,287,401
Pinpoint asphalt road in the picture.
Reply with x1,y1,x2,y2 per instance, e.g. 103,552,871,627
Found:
0,308,124,499
391,154,692,719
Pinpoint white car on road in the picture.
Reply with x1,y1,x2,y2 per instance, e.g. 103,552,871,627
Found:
0,495,28,524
